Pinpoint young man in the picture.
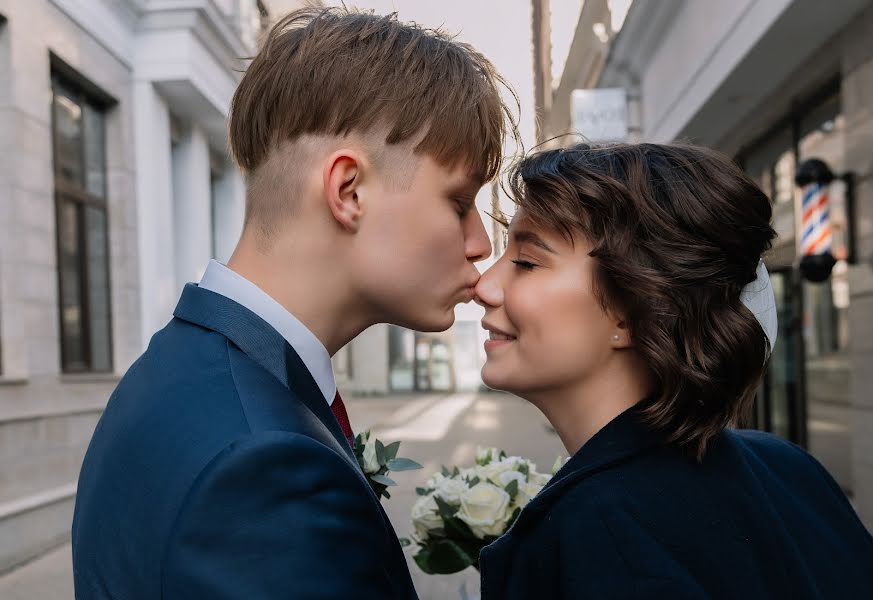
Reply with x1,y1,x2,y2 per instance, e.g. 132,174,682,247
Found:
72,7,514,599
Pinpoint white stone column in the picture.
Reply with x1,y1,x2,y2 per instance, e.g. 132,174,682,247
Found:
212,166,246,264
133,81,176,346
171,125,212,291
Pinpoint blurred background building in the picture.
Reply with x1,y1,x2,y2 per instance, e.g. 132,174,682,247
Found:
535,0,873,528
0,0,309,573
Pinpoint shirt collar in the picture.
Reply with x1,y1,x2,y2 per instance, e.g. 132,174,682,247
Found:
198,260,337,404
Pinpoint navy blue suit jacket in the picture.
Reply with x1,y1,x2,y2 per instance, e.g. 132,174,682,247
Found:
480,405,873,599
72,284,417,599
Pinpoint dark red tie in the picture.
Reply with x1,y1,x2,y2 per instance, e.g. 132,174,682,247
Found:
330,391,355,449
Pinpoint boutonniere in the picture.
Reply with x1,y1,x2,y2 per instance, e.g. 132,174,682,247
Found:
354,430,422,500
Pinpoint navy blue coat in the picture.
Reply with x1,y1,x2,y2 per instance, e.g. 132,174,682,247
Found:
72,284,417,599
480,405,873,599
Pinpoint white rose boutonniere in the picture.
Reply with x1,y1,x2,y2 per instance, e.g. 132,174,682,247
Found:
353,430,422,500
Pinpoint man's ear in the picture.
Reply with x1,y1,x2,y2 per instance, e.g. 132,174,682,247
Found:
323,150,364,232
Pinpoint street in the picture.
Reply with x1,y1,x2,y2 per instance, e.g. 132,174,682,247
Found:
0,391,563,599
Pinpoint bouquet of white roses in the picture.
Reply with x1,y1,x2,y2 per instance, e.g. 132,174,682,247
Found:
407,446,561,574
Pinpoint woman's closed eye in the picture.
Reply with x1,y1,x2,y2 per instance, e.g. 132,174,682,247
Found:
511,259,538,271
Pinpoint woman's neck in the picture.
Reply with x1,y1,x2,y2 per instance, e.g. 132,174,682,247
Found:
529,354,651,455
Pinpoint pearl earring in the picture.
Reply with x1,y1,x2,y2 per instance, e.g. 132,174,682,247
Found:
612,334,620,342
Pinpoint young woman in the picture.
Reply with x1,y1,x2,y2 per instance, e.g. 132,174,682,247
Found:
475,143,873,599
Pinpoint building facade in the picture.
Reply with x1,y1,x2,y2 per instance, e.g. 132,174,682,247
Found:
540,0,873,528
0,0,285,572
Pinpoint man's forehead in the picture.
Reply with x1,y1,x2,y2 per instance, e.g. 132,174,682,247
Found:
440,162,485,189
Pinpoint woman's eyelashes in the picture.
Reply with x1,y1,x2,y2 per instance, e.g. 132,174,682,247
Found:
511,259,538,271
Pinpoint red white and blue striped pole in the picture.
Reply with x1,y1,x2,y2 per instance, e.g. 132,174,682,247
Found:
799,182,832,256
795,158,837,282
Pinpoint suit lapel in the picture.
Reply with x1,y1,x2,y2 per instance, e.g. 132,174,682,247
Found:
172,283,356,464
283,342,356,463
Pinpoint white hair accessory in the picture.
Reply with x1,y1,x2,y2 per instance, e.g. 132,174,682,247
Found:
740,259,778,355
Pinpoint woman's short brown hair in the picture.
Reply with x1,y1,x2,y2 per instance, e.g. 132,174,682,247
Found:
229,7,515,182
508,143,776,460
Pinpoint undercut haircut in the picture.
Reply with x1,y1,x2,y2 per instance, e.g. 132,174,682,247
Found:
229,7,517,237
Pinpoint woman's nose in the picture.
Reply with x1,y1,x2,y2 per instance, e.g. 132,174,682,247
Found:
474,264,504,308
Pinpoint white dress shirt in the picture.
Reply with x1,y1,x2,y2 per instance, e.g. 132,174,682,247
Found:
198,259,336,405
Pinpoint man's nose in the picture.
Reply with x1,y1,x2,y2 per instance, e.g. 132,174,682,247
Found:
465,211,492,263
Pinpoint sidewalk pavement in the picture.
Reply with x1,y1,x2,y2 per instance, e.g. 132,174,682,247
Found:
0,543,73,600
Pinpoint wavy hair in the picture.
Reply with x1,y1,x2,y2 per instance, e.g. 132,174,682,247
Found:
508,143,776,460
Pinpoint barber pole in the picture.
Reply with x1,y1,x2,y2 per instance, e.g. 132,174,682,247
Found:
800,182,832,256
795,158,838,282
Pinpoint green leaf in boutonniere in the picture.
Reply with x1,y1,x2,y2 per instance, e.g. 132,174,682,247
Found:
384,441,401,461
353,429,422,501
387,458,423,471
370,473,397,487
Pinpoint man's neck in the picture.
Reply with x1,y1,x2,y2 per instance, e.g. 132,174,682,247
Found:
227,241,374,356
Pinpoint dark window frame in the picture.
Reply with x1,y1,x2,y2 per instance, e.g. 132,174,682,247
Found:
50,55,117,374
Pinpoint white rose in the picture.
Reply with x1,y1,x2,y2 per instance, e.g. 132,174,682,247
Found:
478,456,524,485
459,466,479,481
475,446,501,465
497,470,527,489
551,456,567,475
456,482,512,539
362,434,380,474
515,481,545,508
435,476,469,506
426,472,446,489
411,493,444,540
531,471,552,486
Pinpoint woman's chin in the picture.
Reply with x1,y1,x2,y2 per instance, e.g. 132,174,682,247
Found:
481,364,514,393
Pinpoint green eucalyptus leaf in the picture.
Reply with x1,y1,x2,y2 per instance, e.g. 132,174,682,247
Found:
415,487,431,496
386,458,423,472
384,441,401,461
375,439,386,466
370,473,397,487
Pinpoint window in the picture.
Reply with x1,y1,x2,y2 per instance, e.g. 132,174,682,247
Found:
51,71,113,373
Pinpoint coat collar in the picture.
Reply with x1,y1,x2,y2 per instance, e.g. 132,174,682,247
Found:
509,402,665,535
172,283,355,463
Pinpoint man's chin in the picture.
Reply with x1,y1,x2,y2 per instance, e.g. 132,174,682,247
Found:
402,309,455,333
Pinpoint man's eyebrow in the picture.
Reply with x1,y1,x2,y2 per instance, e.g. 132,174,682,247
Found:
447,175,481,196
512,230,556,254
